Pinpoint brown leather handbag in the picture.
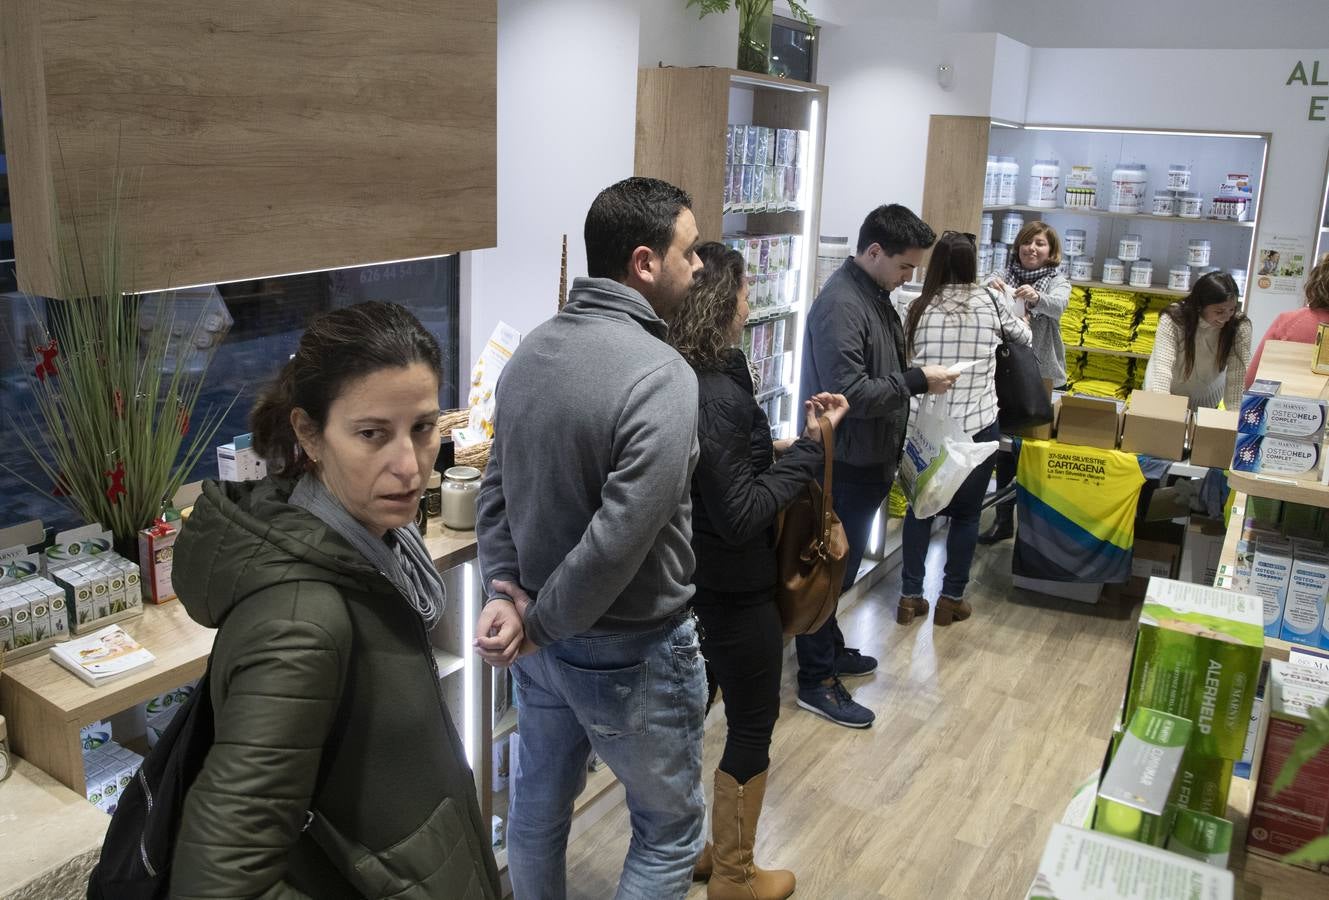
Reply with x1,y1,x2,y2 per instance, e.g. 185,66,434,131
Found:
775,416,850,636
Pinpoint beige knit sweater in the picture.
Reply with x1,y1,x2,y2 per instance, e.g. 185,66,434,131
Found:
1143,315,1252,409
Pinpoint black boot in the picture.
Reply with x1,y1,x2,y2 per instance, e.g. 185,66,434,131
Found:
978,505,1014,544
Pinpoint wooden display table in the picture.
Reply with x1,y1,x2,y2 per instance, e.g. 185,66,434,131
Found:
0,600,215,796
0,525,481,798
0,758,110,899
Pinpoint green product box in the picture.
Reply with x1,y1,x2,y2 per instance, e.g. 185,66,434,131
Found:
1280,502,1321,539
1167,808,1233,868
1246,495,1283,528
1125,578,1264,760
1174,743,1233,816
1093,708,1192,847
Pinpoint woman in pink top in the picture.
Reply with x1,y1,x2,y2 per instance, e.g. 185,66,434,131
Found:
1247,254,1329,387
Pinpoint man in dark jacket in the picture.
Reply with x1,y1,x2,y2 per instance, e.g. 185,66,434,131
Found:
475,177,706,899
794,204,956,728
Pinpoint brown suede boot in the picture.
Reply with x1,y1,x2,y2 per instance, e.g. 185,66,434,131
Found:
709,769,796,900
693,841,713,881
896,594,929,625
934,594,972,626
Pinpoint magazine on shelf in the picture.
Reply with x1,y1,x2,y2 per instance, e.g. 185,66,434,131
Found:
49,624,155,687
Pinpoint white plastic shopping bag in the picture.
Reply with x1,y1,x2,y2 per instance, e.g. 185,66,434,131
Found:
898,395,1000,519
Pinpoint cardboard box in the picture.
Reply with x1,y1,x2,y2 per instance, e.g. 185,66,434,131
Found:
1027,824,1234,900
1252,537,1293,638
1190,407,1239,469
1121,390,1190,460
1125,578,1264,760
1232,432,1325,482
1247,661,1329,869
1168,809,1234,868
1183,517,1227,586
1237,393,1327,438
1056,395,1121,450
1281,548,1329,645
1119,521,1185,602
138,523,178,604
1094,707,1192,846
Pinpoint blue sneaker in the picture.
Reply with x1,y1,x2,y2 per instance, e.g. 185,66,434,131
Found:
835,647,878,678
797,678,875,728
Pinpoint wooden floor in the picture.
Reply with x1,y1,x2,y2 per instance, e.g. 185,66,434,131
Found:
564,534,1143,899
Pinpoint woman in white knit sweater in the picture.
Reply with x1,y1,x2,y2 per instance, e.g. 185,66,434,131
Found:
1143,271,1252,409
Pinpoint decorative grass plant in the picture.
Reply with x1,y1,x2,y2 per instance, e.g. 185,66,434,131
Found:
4,173,231,548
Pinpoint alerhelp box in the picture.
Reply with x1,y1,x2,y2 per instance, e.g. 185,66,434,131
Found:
1125,578,1264,760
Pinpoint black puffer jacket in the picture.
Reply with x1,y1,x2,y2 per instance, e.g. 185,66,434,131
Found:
690,351,824,598
171,479,500,900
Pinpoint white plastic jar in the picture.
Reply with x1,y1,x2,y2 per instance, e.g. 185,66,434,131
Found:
1178,193,1204,218
1167,163,1192,192
978,242,994,277
1230,268,1248,295
1057,258,1071,278
997,156,1019,206
1169,266,1191,291
1110,163,1148,213
1063,229,1087,257
1070,257,1094,281
1000,212,1024,245
1027,159,1061,208
980,212,993,245
1187,239,1212,267
1102,258,1126,284
1129,259,1154,288
1118,234,1143,262
984,156,998,207
1151,191,1176,216
992,242,1009,274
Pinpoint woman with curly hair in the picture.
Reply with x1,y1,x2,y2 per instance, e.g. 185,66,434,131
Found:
668,241,847,900
1247,254,1329,387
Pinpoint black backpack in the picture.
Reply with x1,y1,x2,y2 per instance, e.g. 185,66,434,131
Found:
86,661,215,898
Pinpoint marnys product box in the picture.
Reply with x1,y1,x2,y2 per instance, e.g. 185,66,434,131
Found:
1093,708,1191,847
1231,432,1325,481
1237,392,1328,438
1246,661,1329,871
1167,809,1234,868
1124,579,1263,761
1281,546,1329,646
1250,536,1293,639
1026,823,1233,899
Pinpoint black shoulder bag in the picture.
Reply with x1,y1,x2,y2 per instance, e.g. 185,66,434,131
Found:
985,287,1054,432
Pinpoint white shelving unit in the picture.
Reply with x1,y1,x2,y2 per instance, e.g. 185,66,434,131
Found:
984,125,1269,298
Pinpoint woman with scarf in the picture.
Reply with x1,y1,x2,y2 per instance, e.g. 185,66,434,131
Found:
978,220,1070,545
170,302,501,899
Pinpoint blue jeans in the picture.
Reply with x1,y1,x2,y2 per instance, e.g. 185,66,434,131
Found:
506,615,707,900
795,479,890,689
901,420,1001,599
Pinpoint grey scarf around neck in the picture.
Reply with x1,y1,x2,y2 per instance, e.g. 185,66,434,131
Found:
289,473,445,629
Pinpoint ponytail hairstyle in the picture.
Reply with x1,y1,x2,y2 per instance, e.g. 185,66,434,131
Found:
1159,272,1246,378
905,230,978,357
251,301,443,476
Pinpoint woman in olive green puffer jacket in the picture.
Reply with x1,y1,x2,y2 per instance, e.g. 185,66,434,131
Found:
168,303,500,900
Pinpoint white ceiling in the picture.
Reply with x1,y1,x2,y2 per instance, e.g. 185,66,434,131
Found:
804,0,1329,49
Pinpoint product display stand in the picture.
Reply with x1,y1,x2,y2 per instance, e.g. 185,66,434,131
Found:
635,67,828,441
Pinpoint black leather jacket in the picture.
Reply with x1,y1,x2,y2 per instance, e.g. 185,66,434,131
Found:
689,350,824,598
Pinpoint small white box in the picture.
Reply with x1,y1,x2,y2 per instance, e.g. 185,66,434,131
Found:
1252,539,1293,638
1282,549,1329,645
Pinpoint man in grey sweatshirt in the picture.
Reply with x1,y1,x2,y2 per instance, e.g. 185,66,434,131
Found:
475,177,706,900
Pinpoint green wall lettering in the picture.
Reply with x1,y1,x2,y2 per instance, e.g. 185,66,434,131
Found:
1312,96,1329,121
1315,60,1329,86
1289,60,1309,85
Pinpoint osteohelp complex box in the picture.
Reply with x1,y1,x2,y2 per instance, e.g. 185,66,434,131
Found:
1124,578,1264,760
